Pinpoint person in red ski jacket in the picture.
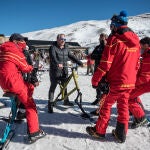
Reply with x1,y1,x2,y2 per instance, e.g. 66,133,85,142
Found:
86,11,140,143
86,54,95,75
0,33,46,143
128,37,150,128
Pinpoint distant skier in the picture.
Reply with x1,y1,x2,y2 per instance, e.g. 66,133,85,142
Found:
86,53,94,75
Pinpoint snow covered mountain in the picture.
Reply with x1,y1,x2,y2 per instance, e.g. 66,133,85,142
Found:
0,13,150,150
23,13,150,48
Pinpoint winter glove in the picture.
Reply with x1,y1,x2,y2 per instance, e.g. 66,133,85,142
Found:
30,68,39,86
92,85,98,89
91,67,106,89
33,81,39,87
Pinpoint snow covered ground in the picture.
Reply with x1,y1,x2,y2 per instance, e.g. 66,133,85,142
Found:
0,67,150,150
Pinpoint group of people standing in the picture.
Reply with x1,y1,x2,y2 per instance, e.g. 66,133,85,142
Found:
0,10,150,144
0,33,84,143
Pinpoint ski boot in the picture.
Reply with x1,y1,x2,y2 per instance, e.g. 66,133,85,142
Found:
86,126,105,139
28,130,46,144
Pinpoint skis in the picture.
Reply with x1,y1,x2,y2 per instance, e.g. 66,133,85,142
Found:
146,117,150,127
0,93,18,149
1,117,23,124
68,112,96,124
55,105,73,111
0,130,15,150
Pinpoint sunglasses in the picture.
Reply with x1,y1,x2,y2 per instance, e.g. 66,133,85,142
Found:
59,38,66,42
110,24,114,28
17,40,25,43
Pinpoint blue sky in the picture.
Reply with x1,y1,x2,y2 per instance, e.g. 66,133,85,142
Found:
1,0,150,36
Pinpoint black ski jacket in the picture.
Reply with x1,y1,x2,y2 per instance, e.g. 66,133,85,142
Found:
49,42,83,79
23,49,38,85
91,41,105,71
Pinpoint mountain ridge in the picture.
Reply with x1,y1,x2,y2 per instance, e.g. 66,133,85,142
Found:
23,13,150,47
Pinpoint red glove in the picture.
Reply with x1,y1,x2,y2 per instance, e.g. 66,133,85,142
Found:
92,85,98,89
91,69,105,89
91,76,99,88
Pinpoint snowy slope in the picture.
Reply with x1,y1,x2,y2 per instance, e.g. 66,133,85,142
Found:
22,13,150,48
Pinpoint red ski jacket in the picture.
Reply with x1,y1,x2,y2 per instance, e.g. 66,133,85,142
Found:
92,26,140,89
86,55,95,65
136,47,150,85
0,41,33,92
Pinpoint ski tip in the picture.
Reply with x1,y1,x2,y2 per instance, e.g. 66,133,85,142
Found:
80,113,90,119
2,117,24,124
0,131,15,150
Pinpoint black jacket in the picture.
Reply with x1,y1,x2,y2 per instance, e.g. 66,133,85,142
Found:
49,42,83,79
23,50,38,85
91,41,105,71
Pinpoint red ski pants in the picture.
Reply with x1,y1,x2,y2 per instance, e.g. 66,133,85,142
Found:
17,82,39,134
129,82,150,119
0,73,40,134
96,88,132,135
